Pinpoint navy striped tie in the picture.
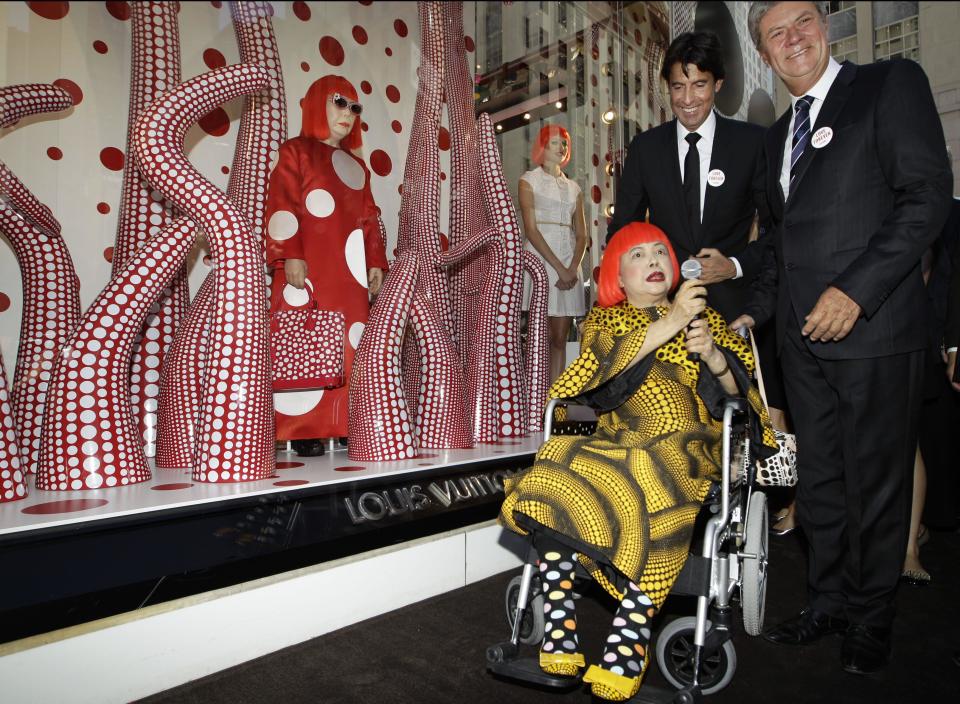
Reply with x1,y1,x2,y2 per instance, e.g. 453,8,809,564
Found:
790,95,815,185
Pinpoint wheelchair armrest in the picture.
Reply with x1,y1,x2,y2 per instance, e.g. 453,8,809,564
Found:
723,397,748,415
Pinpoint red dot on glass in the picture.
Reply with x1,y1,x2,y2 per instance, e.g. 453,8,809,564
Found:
391,120,402,133
369,149,392,177
335,465,367,472
198,107,230,137
352,25,368,45
591,74,598,88
46,147,63,160
292,0,310,21
0,292,9,312
361,121,368,132
440,172,447,181
360,80,372,95
210,0,222,7
465,35,475,52
300,61,310,72
394,19,408,37
358,0,372,5
591,185,602,204
202,48,226,70
593,266,601,283
319,36,344,66
203,254,213,266
27,2,69,20
152,483,194,491
385,47,393,57
592,154,599,167
221,165,230,174
53,78,82,106
103,247,113,262
22,499,109,515
96,201,110,214
100,147,124,171
274,479,310,487
397,184,403,196
93,40,108,54
276,461,305,469
105,1,131,20
385,85,400,103
439,233,449,251
438,126,450,151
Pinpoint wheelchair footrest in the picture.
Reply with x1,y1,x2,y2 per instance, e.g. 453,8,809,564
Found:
485,645,582,690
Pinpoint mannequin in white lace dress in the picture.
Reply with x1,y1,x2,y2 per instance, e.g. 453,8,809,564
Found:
519,125,588,382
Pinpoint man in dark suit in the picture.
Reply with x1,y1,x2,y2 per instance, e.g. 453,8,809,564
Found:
732,1,953,675
607,31,769,324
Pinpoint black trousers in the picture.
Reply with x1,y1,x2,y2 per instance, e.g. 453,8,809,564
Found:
780,313,921,628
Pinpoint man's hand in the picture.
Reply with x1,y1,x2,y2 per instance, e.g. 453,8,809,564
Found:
946,349,960,393
694,248,737,284
367,267,384,296
802,286,861,342
284,258,307,289
728,314,755,334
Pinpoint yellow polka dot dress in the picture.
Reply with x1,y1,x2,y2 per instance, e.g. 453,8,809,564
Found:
500,302,775,608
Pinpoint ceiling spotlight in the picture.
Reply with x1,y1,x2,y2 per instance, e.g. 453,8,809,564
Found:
495,123,503,132
523,113,531,120
555,101,563,109
601,109,617,124
604,204,615,217
600,62,613,76
605,162,615,176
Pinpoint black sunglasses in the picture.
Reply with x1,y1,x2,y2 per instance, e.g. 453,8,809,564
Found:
331,93,363,115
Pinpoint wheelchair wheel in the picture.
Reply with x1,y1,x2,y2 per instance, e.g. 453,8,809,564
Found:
656,617,736,695
505,574,545,645
741,491,769,636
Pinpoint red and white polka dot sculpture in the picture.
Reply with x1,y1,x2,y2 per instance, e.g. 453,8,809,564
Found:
522,251,550,432
0,352,28,503
156,0,286,473
36,64,274,490
112,1,190,461
0,83,81,474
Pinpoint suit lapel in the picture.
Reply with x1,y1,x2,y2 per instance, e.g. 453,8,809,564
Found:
664,120,694,245
787,62,856,205
769,110,790,210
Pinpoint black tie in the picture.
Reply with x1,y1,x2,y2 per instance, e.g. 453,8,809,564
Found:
790,95,815,186
683,132,702,232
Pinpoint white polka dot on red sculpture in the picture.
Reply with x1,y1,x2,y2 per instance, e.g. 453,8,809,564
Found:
319,36,344,66
105,1,131,20
100,147,124,170
53,78,82,105
93,40,108,54
46,147,63,160
198,107,230,136
28,2,69,19
386,85,400,103
292,1,310,21
352,26,368,44
203,48,226,70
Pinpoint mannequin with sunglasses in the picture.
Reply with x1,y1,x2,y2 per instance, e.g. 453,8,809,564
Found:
264,74,388,456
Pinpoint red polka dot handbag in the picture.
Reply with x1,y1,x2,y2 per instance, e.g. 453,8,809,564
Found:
269,294,345,392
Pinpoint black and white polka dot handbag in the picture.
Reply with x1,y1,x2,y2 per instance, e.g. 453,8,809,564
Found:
750,331,798,487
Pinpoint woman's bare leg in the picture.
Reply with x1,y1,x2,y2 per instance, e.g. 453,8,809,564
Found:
903,445,929,579
549,316,572,383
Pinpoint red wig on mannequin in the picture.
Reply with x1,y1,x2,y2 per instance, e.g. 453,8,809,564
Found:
530,125,572,168
597,222,681,307
300,74,363,151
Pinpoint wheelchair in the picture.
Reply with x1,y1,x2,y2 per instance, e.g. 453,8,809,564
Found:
486,397,769,703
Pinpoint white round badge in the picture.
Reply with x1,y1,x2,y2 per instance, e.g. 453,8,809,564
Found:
811,126,833,149
707,169,725,187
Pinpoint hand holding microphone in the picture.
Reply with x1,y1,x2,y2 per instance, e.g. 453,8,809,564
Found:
677,259,707,361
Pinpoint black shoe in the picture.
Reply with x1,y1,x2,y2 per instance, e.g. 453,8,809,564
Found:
291,439,325,457
841,624,891,675
763,608,848,646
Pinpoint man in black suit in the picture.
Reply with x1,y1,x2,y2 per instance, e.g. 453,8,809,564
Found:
607,31,769,324
732,1,953,675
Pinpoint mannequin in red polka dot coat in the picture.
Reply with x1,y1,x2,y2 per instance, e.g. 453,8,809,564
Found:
264,75,388,456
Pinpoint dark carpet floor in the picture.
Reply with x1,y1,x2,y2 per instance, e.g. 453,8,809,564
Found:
141,525,960,704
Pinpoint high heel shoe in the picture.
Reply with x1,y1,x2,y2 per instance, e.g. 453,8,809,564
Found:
582,663,646,701
538,650,585,677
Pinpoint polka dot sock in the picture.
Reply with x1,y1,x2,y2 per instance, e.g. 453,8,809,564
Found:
536,542,582,675
599,582,655,681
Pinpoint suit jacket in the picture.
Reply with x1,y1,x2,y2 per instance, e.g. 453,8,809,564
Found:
938,200,960,349
607,113,769,320
745,60,953,360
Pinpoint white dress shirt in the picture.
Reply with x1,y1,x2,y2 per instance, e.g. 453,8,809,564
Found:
676,110,742,278
780,57,843,200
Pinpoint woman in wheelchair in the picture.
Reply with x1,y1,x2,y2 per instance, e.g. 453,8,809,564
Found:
499,222,777,701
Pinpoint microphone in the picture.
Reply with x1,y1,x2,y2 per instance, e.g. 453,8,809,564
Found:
680,259,703,361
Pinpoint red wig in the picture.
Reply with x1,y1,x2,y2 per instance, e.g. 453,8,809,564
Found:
300,75,363,151
597,222,681,307
530,125,572,168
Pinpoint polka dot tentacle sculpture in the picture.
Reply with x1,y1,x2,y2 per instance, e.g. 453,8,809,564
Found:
36,64,273,491
155,0,286,472
0,83,81,473
0,353,28,503
112,1,190,460
522,251,550,432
